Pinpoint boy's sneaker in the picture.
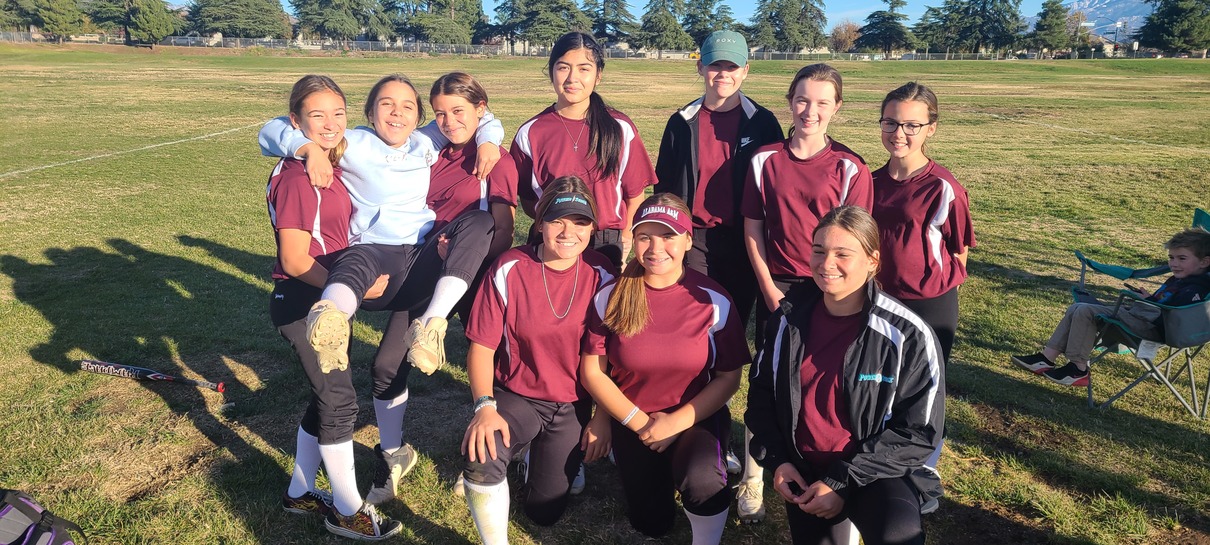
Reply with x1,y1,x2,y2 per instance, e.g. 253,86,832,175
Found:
324,503,402,541
736,480,765,524
725,450,742,475
306,300,350,373
282,489,333,516
366,443,419,505
1011,353,1055,374
407,318,448,375
1043,362,1090,387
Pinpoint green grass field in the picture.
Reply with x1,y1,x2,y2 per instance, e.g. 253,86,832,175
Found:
1,43,1209,544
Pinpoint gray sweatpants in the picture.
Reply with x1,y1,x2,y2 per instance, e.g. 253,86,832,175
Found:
1046,302,1159,364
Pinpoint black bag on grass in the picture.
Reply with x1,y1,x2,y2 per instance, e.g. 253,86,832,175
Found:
0,490,85,545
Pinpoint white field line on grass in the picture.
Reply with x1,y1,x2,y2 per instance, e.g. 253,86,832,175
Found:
984,113,1210,155
0,123,263,180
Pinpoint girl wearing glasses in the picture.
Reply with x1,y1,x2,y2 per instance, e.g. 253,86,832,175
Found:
871,82,976,362
742,64,874,349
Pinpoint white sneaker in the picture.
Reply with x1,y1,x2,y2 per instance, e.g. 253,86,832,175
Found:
736,480,766,524
725,450,742,475
452,473,466,498
406,317,447,375
570,463,586,495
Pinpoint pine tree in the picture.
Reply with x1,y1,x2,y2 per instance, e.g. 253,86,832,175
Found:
953,0,1023,53
682,0,735,45
1030,0,1070,53
35,0,84,42
1138,0,1210,57
92,0,184,45
749,0,826,51
188,0,291,38
596,0,637,43
635,0,692,57
519,0,591,46
855,0,913,57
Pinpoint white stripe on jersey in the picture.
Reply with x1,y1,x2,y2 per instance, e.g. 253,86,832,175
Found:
838,158,860,204
614,118,636,221
592,283,617,321
492,258,521,307
514,118,541,201
266,159,287,227
311,186,326,255
592,264,617,287
698,286,732,371
872,293,943,424
678,98,704,121
479,176,489,212
927,178,958,270
750,150,778,194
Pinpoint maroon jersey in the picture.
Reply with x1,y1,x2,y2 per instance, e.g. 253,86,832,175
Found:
510,105,656,230
795,304,861,467
266,158,350,280
741,139,873,277
583,269,749,413
466,245,616,403
872,161,976,300
428,144,519,231
692,106,743,228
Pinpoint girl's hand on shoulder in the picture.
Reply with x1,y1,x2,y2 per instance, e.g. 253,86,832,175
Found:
799,481,845,519
461,406,511,464
581,409,612,463
300,143,334,189
772,463,810,503
474,143,500,181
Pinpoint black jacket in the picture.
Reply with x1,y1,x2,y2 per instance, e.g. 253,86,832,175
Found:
744,281,946,508
653,93,784,226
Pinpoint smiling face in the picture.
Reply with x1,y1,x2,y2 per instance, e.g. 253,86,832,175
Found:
368,80,420,148
811,225,879,303
539,215,594,264
698,60,748,103
289,89,347,151
1168,247,1210,278
431,93,484,149
551,47,602,111
634,222,691,282
789,79,841,140
880,99,935,162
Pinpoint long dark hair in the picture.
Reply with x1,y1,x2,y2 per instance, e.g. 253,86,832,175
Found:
547,32,623,181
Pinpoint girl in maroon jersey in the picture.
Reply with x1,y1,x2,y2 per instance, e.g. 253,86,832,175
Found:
741,63,874,351
510,31,657,268
581,194,749,544
266,75,403,540
871,82,975,363
459,177,615,544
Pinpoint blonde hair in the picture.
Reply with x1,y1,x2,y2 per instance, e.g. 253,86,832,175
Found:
603,193,691,337
289,74,348,165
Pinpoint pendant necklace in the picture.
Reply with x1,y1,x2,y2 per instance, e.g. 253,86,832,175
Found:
540,247,580,319
557,112,587,153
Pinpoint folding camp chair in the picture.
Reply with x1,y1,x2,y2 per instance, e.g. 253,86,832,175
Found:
1070,208,1210,418
1083,291,1210,419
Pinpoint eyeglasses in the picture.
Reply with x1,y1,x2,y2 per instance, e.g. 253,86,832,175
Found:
878,119,933,135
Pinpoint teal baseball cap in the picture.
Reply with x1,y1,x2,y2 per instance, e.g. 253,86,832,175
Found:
700,30,748,67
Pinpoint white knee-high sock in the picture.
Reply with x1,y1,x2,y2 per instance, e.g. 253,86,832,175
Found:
320,283,359,316
742,427,763,485
419,276,469,323
464,479,510,545
319,441,362,516
685,508,728,545
374,389,409,454
287,426,322,498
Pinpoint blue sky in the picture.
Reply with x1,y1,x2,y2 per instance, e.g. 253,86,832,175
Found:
277,0,1050,32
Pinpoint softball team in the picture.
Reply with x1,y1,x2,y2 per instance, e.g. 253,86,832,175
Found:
461,178,615,544
259,62,963,544
510,32,657,267
870,82,975,362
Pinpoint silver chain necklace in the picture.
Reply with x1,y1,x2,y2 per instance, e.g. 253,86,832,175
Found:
557,113,587,153
540,247,580,319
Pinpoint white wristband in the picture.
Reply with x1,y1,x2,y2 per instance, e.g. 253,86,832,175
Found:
620,406,640,427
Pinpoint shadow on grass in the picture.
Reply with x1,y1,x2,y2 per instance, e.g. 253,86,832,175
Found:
0,237,419,543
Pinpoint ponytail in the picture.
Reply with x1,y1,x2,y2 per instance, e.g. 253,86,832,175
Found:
603,259,649,337
586,92,623,181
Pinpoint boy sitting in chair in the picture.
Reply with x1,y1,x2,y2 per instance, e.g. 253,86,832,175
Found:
1012,228,1210,386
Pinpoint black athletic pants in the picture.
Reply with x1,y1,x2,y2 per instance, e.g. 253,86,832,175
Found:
610,408,733,538
361,210,495,398
784,475,924,545
899,287,959,364
685,224,757,329
463,388,591,526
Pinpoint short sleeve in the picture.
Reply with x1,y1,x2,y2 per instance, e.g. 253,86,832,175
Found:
945,183,976,253
271,169,320,232
488,147,519,207
581,288,611,355
740,157,766,220
465,260,508,349
618,117,657,199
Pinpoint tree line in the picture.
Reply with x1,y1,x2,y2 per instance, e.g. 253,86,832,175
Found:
2,0,1207,56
